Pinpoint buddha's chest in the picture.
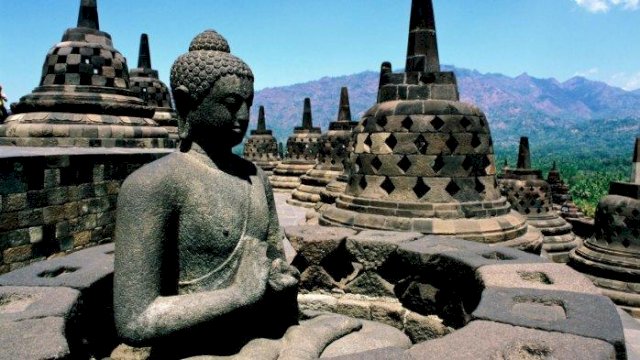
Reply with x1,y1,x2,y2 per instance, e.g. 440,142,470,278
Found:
176,172,271,281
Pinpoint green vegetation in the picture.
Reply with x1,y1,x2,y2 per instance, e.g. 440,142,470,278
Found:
494,118,636,217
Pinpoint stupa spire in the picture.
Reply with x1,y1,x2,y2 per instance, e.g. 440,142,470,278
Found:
302,98,313,129
257,106,267,132
137,34,152,69
405,0,440,73
517,137,532,169
337,87,352,122
77,0,100,30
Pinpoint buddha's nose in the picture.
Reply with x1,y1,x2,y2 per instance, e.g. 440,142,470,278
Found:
237,103,250,121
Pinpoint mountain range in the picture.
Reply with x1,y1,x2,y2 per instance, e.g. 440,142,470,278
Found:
250,66,640,157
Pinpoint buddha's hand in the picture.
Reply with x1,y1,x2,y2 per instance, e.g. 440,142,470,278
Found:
235,238,271,304
268,258,300,292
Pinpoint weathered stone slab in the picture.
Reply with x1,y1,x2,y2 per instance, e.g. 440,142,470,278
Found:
0,286,79,322
405,320,616,360
0,243,114,290
394,236,547,284
472,287,625,358
0,317,72,360
477,262,600,294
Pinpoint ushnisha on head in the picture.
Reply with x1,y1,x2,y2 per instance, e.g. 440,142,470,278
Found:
170,30,254,152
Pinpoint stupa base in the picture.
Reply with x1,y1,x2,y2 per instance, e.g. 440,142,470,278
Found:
269,161,315,191
570,241,640,316
0,113,174,148
290,169,342,208
319,198,543,253
526,215,579,263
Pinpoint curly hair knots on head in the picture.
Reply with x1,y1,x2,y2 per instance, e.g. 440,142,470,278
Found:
170,30,254,103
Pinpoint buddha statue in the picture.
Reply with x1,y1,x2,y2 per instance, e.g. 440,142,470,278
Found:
113,30,408,359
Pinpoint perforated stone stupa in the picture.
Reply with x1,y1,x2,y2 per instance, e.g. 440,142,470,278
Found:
570,138,640,316
0,0,171,148
269,98,322,191
243,105,280,175
500,137,579,262
289,87,358,207
128,34,178,138
319,0,542,250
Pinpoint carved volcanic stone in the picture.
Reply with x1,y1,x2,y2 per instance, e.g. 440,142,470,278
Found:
500,137,578,262
270,98,322,191
0,0,172,148
570,138,640,316
290,87,358,208
547,161,584,219
319,1,542,252
243,106,280,175
128,34,178,138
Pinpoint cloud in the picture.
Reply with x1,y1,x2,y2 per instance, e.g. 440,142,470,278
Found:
574,0,639,12
610,72,640,90
574,68,600,77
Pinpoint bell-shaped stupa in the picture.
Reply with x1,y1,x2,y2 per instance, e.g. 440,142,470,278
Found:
319,0,542,251
243,106,280,175
570,138,640,315
269,98,322,191
289,87,358,207
500,137,579,262
0,0,171,148
128,34,178,138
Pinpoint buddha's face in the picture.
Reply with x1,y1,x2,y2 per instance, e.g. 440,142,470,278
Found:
184,74,254,149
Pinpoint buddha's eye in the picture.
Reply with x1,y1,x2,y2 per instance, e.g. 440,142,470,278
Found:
223,95,242,112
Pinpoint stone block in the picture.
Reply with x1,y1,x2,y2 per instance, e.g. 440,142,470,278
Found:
335,296,372,320
472,287,625,358
345,271,395,297
0,317,72,360
2,244,33,263
403,311,452,343
0,286,79,322
405,320,616,360
0,243,114,290
285,225,356,264
3,192,27,212
477,263,599,294
298,293,338,313
346,230,421,270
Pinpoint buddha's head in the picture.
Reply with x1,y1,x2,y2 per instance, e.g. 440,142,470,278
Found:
171,30,254,152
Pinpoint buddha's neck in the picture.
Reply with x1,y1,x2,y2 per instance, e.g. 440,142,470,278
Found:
189,142,237,169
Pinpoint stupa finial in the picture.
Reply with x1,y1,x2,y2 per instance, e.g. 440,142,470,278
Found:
337,87,352,122
77,0,100,30
257,106,266,131
517,136,532,170
137,34,152,69
302,98,313,129
405,0,440,73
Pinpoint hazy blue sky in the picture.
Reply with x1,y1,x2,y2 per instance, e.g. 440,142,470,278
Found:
1,0,639,102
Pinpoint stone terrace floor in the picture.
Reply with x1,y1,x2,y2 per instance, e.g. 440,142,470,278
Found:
273,191,640,359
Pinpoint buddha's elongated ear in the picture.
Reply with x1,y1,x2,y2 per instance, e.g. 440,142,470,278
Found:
173,85,193,152
173,85,191,121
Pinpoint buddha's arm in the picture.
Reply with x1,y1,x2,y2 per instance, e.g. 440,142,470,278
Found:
262,170,286,260
114,169,270,345
260,170,300,291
